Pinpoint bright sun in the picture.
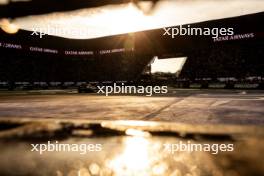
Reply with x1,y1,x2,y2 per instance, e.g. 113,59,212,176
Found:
0,19,19,34
90,3,156,35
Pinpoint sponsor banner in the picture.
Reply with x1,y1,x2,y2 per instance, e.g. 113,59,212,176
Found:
213,33,255,42
208,84,226,88
0,40,133,56
0,41,22,49
234,83,259,89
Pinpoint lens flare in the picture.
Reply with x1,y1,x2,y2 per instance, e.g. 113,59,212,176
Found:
0,19,19,34
108,137,152,175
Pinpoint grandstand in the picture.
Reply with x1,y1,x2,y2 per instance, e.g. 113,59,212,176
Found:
0,12,263,89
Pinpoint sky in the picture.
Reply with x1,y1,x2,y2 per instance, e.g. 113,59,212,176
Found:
151,57,187,74
0,0,262,39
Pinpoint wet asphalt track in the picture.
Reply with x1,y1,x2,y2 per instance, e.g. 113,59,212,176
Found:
0,89,263,125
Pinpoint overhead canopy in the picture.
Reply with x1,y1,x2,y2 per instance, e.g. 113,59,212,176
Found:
0,0,263,39
0,0,159,18
0,12,263,58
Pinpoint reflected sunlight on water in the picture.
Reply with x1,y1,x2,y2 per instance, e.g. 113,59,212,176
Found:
108,137,156,175
0,127,262,176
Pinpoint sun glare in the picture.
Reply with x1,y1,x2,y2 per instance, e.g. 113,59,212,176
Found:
88,3,156,35
13,3,158,39
108,137,152,175
0,19,19,34
12,0,264,39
